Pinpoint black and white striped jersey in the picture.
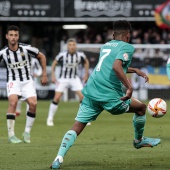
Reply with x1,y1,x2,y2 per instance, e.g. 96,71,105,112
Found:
56,51,87,78
0,43,39,82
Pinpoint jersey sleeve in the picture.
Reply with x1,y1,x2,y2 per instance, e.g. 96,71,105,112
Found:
55,52,63,62
115,44,135,63
80,52,87,64
26,45,39,58
80,52,87,61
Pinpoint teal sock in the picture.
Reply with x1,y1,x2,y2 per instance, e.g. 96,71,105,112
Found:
57,130,77,158
133,114,146,140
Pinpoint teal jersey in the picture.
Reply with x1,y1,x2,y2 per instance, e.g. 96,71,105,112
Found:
82,40,135,101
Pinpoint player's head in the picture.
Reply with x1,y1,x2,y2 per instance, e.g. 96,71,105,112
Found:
67,38,77,54
113,20,131,43
6,25,19,45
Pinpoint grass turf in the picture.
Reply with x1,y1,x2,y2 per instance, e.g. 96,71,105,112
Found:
0,100,170,170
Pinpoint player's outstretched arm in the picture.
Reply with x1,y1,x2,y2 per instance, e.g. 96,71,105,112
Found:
37,52,48,86
83,58,89,83
113,59,133,101
51,60,58,84
127,67,149,83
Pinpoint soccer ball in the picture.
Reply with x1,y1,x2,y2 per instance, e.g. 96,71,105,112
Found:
147,98,167,118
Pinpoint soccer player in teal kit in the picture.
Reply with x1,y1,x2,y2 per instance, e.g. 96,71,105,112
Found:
50,20,161,169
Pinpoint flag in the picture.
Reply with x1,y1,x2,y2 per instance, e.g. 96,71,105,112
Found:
155,0,170,29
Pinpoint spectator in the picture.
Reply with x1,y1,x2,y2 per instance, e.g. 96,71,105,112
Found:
143,32,150,44
94,34,103,44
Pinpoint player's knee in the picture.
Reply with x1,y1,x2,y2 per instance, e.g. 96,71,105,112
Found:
9,101,17,109
139,103,147,115
54,98,59,103
54,96,61,102
29,100,37,109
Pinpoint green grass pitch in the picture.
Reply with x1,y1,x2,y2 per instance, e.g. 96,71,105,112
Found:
0,100,170,170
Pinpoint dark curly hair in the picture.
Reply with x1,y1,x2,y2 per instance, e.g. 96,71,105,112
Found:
7,25,19,33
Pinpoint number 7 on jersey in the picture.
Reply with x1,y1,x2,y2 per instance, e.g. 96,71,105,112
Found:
96,49,111,71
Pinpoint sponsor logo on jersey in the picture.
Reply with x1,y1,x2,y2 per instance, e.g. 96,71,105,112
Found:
123,53,128,61
9,60,28,69
66,63,78,67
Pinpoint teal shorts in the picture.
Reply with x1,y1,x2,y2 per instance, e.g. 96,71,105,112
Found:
75,96,131,123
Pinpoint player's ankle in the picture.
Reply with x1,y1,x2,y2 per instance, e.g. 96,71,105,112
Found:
134,138,142,143
55,155,63,163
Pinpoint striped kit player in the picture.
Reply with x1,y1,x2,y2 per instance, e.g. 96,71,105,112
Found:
46,38,90,126
0,43,40,82
56,50,86,79
0,25,48,144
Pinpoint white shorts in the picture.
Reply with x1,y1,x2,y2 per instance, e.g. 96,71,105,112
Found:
55,76,83,92
6,80,37,100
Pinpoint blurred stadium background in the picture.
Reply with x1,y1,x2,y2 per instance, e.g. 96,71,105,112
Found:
0,0,170,101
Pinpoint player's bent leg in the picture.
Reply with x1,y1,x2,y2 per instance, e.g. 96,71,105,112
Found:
51,97,102,169
23,97,37,143
27,96,37,113
51,121,86,169
128,98,161,149
128,97,146,116
7,95,22,143
128,98,146,142
47,92,63,126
